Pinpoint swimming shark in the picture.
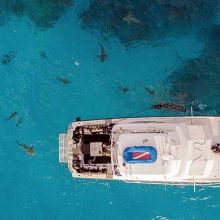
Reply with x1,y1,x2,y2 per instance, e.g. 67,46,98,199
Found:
5,112,17,121
56,77,71,85
123,12,142,26
98,44,107,62
16,141,35,156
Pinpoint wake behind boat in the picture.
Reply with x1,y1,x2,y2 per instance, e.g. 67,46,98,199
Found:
59,116,220,186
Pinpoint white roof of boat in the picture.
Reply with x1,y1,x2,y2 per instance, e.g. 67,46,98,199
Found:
112,117,220,183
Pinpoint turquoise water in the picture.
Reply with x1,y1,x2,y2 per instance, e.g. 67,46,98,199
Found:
0,1,220,219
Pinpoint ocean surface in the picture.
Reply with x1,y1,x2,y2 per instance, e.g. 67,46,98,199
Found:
0,1,220,219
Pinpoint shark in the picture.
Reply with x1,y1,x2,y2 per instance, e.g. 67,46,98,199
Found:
5,112,17,121
98,44,107,62
16,141,35,156
56,77,71,85
123,12,142,26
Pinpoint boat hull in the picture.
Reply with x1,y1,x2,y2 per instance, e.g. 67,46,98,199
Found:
59,116,220,186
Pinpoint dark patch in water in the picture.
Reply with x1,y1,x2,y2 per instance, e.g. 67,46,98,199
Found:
144,87,156,97
205,25,220,54
39,50,47,59
1,50,16,64
5,1,27,17
16,117,23,127
152,102,186,112
0,0,73,28
118,85,129,93
165,24,220,114
79,0,218,45
5,111,17,121
57,77,71,85
166,52,220,114
98,44,107,62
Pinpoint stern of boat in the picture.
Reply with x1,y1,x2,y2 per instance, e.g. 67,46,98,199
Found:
59,134,68,163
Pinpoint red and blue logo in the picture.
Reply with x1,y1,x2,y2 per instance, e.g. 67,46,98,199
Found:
132,152,151,160
123,146,157,164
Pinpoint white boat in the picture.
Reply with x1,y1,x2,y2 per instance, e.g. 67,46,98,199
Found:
59,116,220,186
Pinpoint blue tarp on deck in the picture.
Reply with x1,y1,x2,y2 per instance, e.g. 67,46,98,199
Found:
123,146,157,164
